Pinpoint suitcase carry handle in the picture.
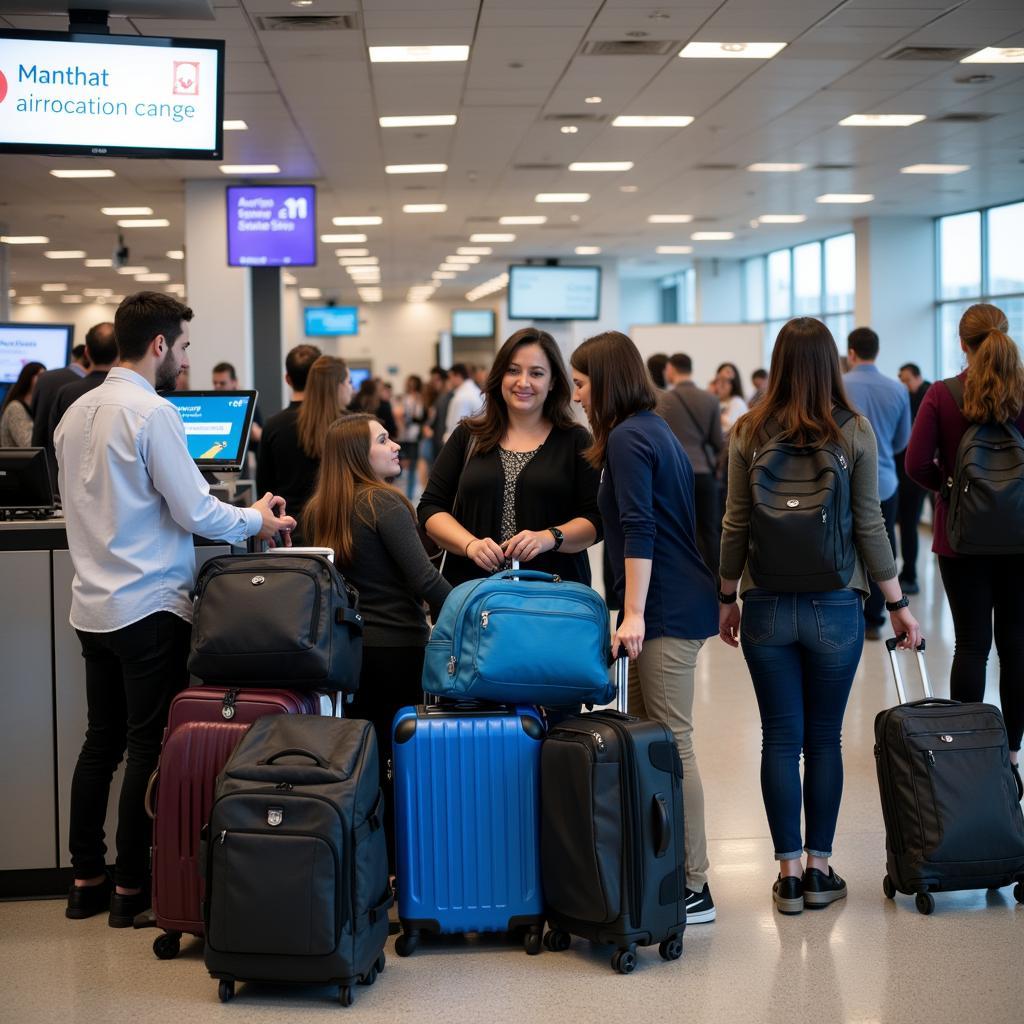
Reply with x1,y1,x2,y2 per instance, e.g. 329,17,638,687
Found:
653,793,671,856
615,655,629,715
495,569,559,583
885,634,932,705
259,748,328,767
144,767,158,820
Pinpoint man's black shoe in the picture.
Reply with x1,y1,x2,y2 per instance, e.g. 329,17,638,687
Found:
65,876,113,920
108,887,151,929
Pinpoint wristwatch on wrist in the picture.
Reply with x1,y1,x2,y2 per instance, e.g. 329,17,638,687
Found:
718,590,737,605
548,526,564,551
886,595,910,612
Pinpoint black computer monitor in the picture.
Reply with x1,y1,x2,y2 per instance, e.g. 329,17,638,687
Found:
163,390,258,472
0,447,56,516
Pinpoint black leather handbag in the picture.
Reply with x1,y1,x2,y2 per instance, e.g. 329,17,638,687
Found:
188,553,363,692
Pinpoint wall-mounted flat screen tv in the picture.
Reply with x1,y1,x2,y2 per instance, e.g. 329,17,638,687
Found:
0,322,74,385
227,185,317,267
451,309,495,338
304,306,358,337
0,30,224,159
507,265,601,321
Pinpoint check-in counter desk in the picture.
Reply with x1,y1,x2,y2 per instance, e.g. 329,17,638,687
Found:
0,519,230,895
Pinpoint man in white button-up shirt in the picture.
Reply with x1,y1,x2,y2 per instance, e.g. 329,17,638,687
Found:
56,291,295,926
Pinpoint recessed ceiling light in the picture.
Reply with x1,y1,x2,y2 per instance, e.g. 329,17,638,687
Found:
680,41,786,59
340,257,379,266
839,114,926,127
1,236,49,244
961,47,1024,64
535,193,590,203
656,246,694,254
332,216,382,226
335,248,370,257
84,258,113,267
369,45,469,63
575,246,602,255
432,271,457,279
499,215,547,225
748,162,806,172
612,115,694,128
359,287,383,302
560,125,579,134
118,219,171,228
17,297,42,304
403,204,448,213
223,120,248,131
321,233,368,243
692,231,734,240
60,295,84,303
44,250,86,258
439,263,467,272
115,266,149,275
136,273,170,282
41,283,68,292
619,185,640,193
291,0,315,8
585,96,602,104
166,250,185,260
648,214,693,224
446,255,480,264
219,165,280,174
816,193,874,204
83,288,113,297
758,214,807,224
470,233,516,242
568,161,633,172
458,246,493,255
50,169,116,178
901,164,970,175
101,207,153,216
349,273,381,282
380,115,458,128
385,163,448,174
299,287,322,299
348,268,380,277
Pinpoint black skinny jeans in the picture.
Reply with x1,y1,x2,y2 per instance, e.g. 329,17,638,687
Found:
70,612,191,887
938,554,1024,751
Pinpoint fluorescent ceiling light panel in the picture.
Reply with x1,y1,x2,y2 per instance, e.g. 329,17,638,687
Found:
534,193,590,203
612,115,694,128
116,266,148,275
358,288,383,302
575,246,602,255
49,168,115,178
586,96,602,104
458,246,492,255
839,114,926,127
282,272,298,286
568,162,633,172
680,42,786,59
961,47,1024,64
692,231,734,240
432,271,457,279
83,288,113,297
84,258,113,267
446,255,480,264
380,115,457,128
758,214,807,224
117,219,170,228
60,295,84,303
166,250,185,260
748,163,806,172
438,263,467,272
901,164,970,175
44,250,86,258
656,246,693,254
2,236,49,244
332,216,382,226
403,204,448,213
499,216,547,225
340,257,379,266
385,163,447,174
299,287,321,298
335,248,369,257
560,126,579,134
816,193,874,204
219,165,280,174
321,234,368,243
101,207,153,216
369,46,469,63
648,214,693,224
41,283,68,292
223,120,248,131
136,273,170,282
470,234,515,242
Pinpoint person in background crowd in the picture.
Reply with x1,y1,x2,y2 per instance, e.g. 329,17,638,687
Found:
895,362,932,595
719,317,921,916
55,292,294,927
420,366,450,469
256,344,325,537
70,344,91,373
749,368,768,408
444,362,484,442
305,413,451,872
49,323,120,446
647,352,668,390
351,377,398,438
212,361,263,450
380,381,394,404
843,328,911,639
658,352,724,575
420,328,600,588
472,364,488,391
572,330,719,925
0,360,46,447
395,374,426,501
905,303,1024,800
712,361,748,434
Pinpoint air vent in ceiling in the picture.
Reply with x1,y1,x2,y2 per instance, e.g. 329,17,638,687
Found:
694,163,738,171
581,39,680,57
886,46,974,62
541,113,606,124
934,112,996,123
813,163,856,171
512,162,566,171
256,14,360,31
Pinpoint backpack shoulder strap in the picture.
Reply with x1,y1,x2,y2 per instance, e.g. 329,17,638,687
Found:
943,376,965,410
834,408,855,429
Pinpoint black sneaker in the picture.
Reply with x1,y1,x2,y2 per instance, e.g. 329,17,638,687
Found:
1011,763,1023,802
803,867,847,908
772,874,803,915
65,876,112,920
684,884,716,923
108,886,151,929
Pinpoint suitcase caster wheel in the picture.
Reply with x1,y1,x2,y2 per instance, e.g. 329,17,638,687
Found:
1014,881,1024,905
394,931,418,957
882,875,896,900
153,932,181,960
339,985,354,1008
915,892,935,915
218,980,234,1003
524,927,543,956
375,952,386,974
359,967,377,986
658,937,683,962
612,947,637,974
543,929,571,952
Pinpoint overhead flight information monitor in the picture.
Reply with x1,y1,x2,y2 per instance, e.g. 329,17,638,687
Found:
305,305,358,336
0,322,74,382
227,184,317,267
164,390,257,471
508,265,601,321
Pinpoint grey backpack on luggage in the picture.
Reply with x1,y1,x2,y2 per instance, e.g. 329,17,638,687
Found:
203,715,392,1006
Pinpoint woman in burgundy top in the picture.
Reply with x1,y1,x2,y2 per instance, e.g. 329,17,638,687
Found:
905,303,1024,799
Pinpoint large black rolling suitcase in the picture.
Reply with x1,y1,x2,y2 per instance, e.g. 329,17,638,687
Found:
540,659,687,974
203,715,392,1007
874,638,1024,915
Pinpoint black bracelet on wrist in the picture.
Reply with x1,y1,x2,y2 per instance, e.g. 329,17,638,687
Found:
885,595,909,611
718,590,737,604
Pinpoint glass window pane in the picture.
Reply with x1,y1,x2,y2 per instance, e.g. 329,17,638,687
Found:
939,303,967,378
998,296,1024,347
793,242,822,316
683,268,697,324
744,257,765,321
939,211,981,300
988,202,1024,296
824,313,852,350
824,233,855,313
767,249,791,320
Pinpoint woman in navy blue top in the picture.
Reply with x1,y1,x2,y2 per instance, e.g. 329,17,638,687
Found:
570,331,719,923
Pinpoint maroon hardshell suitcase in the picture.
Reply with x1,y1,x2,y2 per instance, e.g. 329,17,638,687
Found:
148,686,325,960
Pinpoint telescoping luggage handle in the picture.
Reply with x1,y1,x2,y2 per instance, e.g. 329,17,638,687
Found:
885,636,932,705
614,654,629,715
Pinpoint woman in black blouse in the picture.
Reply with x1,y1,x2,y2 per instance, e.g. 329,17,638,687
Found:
418,327,601,587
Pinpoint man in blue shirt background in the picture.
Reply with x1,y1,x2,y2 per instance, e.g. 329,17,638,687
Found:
843,327,911,639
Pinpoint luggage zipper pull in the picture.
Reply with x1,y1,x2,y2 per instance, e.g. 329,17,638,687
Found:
219,830,227,845
447,655,456,676
591,731,605,752
839,453,848,470
926,750,935,767
481,611,489,629
275,782,293,791
821,508,827,525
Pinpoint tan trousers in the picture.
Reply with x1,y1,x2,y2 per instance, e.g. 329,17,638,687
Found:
628,636,709,892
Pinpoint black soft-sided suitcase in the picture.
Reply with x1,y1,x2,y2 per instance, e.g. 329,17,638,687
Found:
203,715,392,1007
874,638,1024,914
540,660,686,973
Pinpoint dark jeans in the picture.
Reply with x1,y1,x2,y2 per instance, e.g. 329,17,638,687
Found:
348,644,425,874
70,612,190,887
740,589,864,859
897,470,928,585
692,472,721,578
938,554,1024,751
864,490,899,627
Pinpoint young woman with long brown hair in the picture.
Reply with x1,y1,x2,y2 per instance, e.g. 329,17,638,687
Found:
570,330,719,924
719,317,920,915
304,412,450,868
0,360,45,447
418,327,601,586
906,303,1024,799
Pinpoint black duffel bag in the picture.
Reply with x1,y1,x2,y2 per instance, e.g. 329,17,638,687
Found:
188,553,363,692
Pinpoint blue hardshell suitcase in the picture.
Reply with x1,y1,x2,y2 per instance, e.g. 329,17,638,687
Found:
391,703,545,956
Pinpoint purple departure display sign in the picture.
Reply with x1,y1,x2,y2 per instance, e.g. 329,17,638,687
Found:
226,184,317,267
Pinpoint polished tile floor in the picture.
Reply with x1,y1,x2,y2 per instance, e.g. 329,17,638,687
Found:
2,542,1021,1024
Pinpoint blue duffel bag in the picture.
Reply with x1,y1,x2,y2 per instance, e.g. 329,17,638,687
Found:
423,569,614,706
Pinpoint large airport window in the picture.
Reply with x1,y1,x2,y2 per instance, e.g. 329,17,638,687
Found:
793,242,821,316
938,211,982,301
767,249,792,321
988,201,1024,296
659,268,696,324
824,233,855,313
743,255,766,322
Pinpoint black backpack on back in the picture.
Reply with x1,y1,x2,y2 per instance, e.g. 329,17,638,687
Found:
943,377,1024,555
747,409,855,592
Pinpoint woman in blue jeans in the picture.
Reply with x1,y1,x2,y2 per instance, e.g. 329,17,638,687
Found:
718,318,921,914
